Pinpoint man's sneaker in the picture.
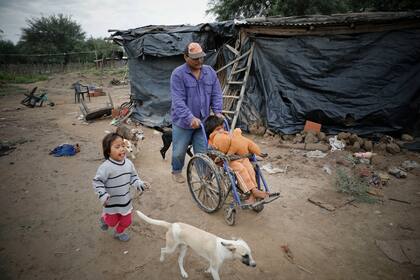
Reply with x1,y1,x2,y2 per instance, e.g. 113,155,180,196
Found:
99,217,108,231
114,232,130,242
172,173,186,183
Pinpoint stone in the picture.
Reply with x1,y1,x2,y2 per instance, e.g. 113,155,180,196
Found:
317,132,327,141
351,141,361,152
374,143,387,153
349,134,359,145
363,140,373,151
386,143,401,154
293,134,303,144
337,132,351,140
304,131,318,144
401,134,414,142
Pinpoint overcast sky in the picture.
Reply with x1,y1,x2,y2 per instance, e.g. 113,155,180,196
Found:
0,0,215,43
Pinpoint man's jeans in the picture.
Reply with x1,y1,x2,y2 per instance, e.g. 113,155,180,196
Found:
172,124,207,173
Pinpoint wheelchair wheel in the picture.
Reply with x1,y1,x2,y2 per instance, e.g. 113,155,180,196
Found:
252,203,264,213
187,153,223,213
224,206,236,226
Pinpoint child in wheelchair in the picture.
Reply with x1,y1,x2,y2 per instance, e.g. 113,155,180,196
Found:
205,115,270,204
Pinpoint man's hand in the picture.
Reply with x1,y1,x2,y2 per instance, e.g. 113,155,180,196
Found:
190,117,201,129
215,113,224,119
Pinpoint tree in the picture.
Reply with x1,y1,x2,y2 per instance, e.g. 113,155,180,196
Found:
18,14,85,54
207,0,420,20
84,37,122,59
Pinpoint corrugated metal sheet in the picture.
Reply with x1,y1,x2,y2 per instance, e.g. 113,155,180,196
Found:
237,11,420,27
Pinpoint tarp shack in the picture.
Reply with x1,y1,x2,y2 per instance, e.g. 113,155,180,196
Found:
109,22,236,128
110,11,420,135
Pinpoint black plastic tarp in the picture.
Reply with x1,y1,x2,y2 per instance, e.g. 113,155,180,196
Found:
113,22,235,128
128,52,219,127
113,21,420,135
113,22,235,58
238,29,420,135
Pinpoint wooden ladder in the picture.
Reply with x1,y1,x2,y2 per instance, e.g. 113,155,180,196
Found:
217,41,255,130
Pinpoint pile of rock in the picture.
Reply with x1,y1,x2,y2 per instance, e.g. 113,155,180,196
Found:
260,126,415,155
337,132,373,152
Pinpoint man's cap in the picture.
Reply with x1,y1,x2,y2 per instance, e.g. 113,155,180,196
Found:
187,42,206,59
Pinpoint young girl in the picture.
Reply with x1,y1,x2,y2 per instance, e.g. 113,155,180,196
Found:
92,132,149,241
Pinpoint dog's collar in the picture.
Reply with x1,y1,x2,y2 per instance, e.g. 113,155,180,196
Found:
108,158,125,166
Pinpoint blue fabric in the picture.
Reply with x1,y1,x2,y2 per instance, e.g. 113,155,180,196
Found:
50,144,77,157
171,124,207,173
170,63,223,129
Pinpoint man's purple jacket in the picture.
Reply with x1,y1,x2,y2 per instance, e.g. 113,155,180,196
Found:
170,63,223,129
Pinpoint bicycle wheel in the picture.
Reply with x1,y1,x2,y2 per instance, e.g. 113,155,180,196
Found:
187,153,223,213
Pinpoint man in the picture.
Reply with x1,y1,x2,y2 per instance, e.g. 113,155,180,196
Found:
170,42,223,183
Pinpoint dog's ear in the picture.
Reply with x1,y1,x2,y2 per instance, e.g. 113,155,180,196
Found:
221,242,236,252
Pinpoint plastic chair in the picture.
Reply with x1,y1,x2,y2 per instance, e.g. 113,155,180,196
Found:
73,82,90,103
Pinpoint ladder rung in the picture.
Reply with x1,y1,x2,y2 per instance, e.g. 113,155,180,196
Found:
222,110,235,114
228,81,244,85
231,68,247,75
223,95,239,99
226,44,240,56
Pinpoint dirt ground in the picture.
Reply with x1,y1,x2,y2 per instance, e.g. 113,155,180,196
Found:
0,72,419,280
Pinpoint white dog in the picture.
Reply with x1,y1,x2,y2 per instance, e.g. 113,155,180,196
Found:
123,139,138,160
136,210,256,280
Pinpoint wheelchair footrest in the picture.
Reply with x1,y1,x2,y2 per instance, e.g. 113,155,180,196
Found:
241,192,281,209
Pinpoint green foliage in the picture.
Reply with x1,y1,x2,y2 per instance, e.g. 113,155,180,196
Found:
335,168,377,203
207,0,268,21
0,40,20,63
207,0,420,20
84,37,122,59
0,72,48,83
0,40,18,54
18,14,85,54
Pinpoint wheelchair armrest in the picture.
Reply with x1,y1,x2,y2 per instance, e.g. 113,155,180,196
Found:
227,153,253,161
207,149,229,161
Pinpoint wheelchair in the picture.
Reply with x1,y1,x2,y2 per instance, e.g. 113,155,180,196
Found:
186,121,280,226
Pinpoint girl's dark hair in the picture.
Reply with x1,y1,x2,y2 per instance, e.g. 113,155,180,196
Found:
102,132,122,159
205,115,224,137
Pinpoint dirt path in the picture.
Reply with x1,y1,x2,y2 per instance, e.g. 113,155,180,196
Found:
0,74,419,280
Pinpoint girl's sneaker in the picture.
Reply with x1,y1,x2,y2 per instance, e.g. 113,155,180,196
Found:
99,217,108,231
114,232,130,242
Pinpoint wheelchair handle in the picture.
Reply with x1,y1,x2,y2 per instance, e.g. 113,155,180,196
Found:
200,122,208,144
223,118,230,131
199,116,231,146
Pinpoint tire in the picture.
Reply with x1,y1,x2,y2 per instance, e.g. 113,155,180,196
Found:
224,206,236,226
187,153,223,213
252,203,264,213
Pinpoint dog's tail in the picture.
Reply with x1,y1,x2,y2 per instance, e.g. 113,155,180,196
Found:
136,210,171,229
